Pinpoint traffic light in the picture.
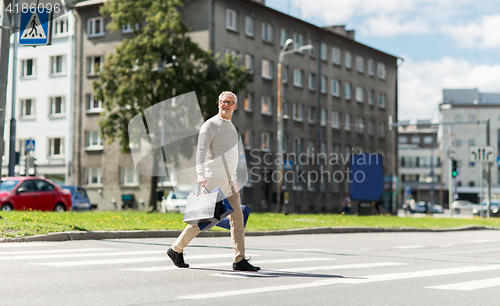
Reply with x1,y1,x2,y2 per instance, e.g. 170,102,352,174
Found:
451,160,458,178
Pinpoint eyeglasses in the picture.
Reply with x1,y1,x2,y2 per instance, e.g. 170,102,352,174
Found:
220,100,236,105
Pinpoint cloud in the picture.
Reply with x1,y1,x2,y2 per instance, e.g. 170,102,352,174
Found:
442,15,500,49
398,56,500,121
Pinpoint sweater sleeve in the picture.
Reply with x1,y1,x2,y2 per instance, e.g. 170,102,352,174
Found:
196,122,217,180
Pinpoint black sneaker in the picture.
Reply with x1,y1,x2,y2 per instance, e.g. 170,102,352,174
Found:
233,258,260,271
167,248,189,268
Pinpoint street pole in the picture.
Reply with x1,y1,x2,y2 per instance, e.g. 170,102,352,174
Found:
0,0,14,177
448,125,453,217
8,0,17,176
486,117,491,218
480,161,484,218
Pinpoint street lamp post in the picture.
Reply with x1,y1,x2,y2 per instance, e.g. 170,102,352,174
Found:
276,39,313,213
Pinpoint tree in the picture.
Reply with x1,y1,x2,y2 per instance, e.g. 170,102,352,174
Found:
93,0,252,211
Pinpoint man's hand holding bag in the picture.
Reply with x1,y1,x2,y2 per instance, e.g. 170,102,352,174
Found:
183,187,223,225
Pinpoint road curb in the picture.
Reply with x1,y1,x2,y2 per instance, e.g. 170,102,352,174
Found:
0,225,497,243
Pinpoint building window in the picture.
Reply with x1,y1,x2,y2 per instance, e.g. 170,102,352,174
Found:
245,54,254,74
225,49,238,60
331,79,340,97
455,114,462,122
320,76,327,93
331,111,340,128
293,69,303,87
21,59,36,78
120,167,139,186
368,59,375,76
332,143,340,154
355,56,364,72
86,93,103,113
309,39,316,57
50,55,66,76
53,17,69,35
332,47,341,65
293,103,304,121
468,114,475,122
368,89,375,105
469,139,475,146
226,9,237,31
308,73,316,90
87,56,102,75
261,59,273,79
355,117,365,133
282,134,288,152
345,114,351,130
20,99,35,118
261,132,271,152
87,17,105,37
16,139,28,157
378,92,386,108
378,123,386,137
320,42,328,61
456,139,462,147
283,101,289,119
411,136,420,144
345,51,352,69
85,131,103,150
282,65,288,83
423,136,433,144
355,86,364,102
122,23,138,33
261,96,272,115
368,120,375,135
244,92,253,112
262,22,273,42
48,138,64,157
377,62,387,79
308,140,316,156
469,181,475,187
320,108,326,126
244,16,254,37
244,130,253,149
344,83,351,100
308,106,316,123
85,168,102,186
49,96,65,116
293,33,304,51
280,28,288,46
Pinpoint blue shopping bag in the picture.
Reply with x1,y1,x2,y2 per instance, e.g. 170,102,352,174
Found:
198,205,251,231
197,187,233,231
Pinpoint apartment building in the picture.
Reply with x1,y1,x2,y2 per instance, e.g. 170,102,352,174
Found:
4,12,75,185
439,88,500,204
73,0,399,212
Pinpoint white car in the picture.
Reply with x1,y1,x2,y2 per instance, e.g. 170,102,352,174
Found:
160,189,195,213
450,200,476,214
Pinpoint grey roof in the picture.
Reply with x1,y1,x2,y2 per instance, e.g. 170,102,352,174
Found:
443,88,500,105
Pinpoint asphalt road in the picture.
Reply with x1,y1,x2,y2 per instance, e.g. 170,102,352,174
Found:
2,230,500,306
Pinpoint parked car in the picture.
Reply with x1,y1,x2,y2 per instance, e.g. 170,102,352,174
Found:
0,177,72,212
410,201,444,214
450,200,476,214
161,189,196,213
472,200,500,217
60,186,92,211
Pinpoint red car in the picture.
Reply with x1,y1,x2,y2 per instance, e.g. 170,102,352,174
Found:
0,177,72,212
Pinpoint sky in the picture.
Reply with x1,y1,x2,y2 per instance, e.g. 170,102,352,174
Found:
266,0,500,123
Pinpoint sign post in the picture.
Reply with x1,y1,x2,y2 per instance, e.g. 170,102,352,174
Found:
25,139,35,176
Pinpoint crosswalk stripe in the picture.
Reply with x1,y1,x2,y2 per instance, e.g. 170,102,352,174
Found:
177,265,500,300
121,257,332,272
0,248,111,256
0,250,167,260
32,253,260,267
211,262,407,278
393,245,424,249
0,243,58,248
426,276,500,291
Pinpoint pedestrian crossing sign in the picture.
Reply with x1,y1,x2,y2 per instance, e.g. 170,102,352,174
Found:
25,139,35,152
19,9,53,46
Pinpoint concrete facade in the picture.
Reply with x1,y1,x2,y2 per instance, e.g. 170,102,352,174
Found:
73,0,399,212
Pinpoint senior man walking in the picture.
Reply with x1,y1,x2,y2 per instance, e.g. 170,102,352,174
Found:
167,91,260,272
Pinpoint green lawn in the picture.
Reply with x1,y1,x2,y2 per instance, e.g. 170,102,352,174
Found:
1,211,499,238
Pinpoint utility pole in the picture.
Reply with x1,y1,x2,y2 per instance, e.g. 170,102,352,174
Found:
7,0,17,177
0,0,14,177
486,118,491,218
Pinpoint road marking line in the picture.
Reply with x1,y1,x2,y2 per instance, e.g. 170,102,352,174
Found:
1,250,167,260
472,240,494,243
121,257,331,272
177,265,500,300
426,277,500,291
0,248,111,256
439,244,455,248
0,243,59,248
288,249,325,252
393,245,424,249
32,253,260,267
211,262,407,278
